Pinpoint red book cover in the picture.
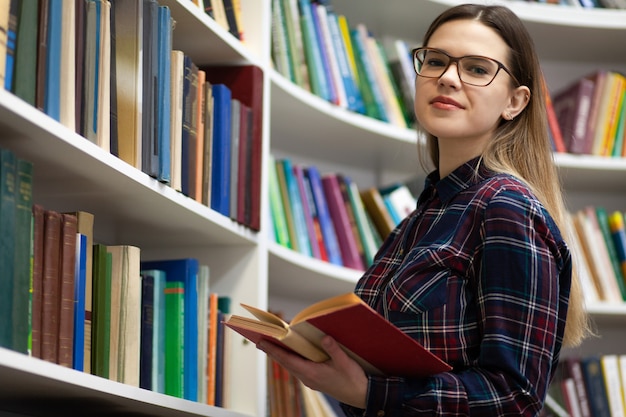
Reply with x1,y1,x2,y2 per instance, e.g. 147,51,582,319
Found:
224,292,452,377
553,76,596,155
41,209,62,364
57,213,78,368
322,174,364,270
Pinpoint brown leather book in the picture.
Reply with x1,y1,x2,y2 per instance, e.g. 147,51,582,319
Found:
57,213,78,368
30,204,45,359
40,209,61,363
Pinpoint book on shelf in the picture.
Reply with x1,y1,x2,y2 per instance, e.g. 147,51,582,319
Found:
164,280,185,398
229,98,241,220
322,173,364,270
169,49,185,192
156,4,172,184
225,292,452,377
279,158,313,257
11,157,33,355
305,165,342,266
542,74,566,153
141,258,199,402
594,207,626,299
181,54,199,199
553,75,596,154
142,0,159,178
72,233,87,371
4,0,18,91
13,0,39,106
57,213,78,369
111,0,143,169
580,356,612,417
608,211,626,280
268,155,292,248
294,163,323,260
297,0,330,101
106,245,141,387
208,83,232,218
92,243,113,379
360,187,396,240
275,158,299,251
31,204,45,359
336,174,367,268
0,149,17,351
139,268,166,394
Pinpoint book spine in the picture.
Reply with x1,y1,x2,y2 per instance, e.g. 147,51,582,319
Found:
72,234,87,371
41,210,62,364
57,213,78,368
157,5,172,183
164,281,185,398
0,149,17,350
31,204,45,358
209,84,232,217
306,166,342,266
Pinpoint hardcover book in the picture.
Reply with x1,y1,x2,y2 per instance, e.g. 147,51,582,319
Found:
225,292,452,377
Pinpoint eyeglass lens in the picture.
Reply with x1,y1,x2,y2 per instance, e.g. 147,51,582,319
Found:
414,49,501,86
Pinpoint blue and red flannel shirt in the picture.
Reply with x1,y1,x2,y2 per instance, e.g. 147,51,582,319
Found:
341,158,571,417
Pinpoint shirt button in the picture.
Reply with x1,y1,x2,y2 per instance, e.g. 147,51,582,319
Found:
377,411,385,417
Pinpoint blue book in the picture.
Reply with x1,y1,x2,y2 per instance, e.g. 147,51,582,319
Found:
327,12,365,114
305,165,343,266
142,0,159,178
44,0,63,121
297,0,330,101
140,268,166,393
72,234,87,371
156,5,172,184
210,84,232,217
4,0,18,90
309,2,337,105
141,259,199,402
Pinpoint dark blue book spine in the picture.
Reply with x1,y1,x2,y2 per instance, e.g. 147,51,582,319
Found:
139,273,155,390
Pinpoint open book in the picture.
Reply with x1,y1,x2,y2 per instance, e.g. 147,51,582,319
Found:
224,292,452,377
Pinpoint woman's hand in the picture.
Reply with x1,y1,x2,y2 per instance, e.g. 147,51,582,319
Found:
257,335,368,409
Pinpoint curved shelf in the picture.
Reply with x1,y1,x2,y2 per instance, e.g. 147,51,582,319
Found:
0,348,251,417
0,90,257,249
269,70,421,180
268,242,361,302
330,0,626,63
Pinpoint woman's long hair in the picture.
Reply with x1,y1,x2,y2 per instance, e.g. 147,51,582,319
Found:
417,4,591,347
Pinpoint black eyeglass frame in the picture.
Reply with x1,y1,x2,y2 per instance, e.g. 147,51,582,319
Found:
412,47,520,87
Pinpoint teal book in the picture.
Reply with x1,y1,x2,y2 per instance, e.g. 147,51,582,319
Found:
12,158,34,354
349,27,386,122
141,259,199,401
0,148,17,350
164,281,185,398
280,159,312,257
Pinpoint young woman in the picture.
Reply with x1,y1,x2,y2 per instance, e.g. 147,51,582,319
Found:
258,4,591,416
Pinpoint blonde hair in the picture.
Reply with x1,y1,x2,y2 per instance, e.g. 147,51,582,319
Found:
418,4,591,347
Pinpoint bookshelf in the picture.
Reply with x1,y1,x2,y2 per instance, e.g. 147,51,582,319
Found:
0,1,625,417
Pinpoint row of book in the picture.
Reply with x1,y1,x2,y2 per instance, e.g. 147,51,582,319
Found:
197,0,245,41
269,156,417,271
267,356,344,417
0,148,231,406
551,71,626,158
1,0,262,230
546,355,626,417
270,0,416,129
568,206,626,305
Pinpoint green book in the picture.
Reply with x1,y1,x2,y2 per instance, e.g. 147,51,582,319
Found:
268,155,291,248
0,148,17,350
13,0,39,105
595,206,626,300
164,280,184,398
92,244,112,378
12,158,33,354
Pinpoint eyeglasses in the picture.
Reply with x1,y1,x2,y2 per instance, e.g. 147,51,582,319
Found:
412,47,519,87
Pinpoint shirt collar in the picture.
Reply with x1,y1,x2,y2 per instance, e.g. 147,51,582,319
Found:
424,157,495,204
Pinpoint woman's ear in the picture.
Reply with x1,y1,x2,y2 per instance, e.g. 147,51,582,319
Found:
502,85,531,120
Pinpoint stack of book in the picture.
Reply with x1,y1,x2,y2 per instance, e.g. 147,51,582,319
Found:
269,156,417,270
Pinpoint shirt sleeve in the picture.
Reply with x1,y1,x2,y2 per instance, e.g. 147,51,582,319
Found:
342,187,571,417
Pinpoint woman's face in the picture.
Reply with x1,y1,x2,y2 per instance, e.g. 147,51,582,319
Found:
414,19,518,149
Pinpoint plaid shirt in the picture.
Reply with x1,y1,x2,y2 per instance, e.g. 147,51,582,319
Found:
342,158,571,417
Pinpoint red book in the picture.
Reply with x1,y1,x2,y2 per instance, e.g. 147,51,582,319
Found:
553,76,596,155
41,209,62,364
224,292,452,377
31,204,45,359
542,74,567,153
322,174,364,270
203,65,263,231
